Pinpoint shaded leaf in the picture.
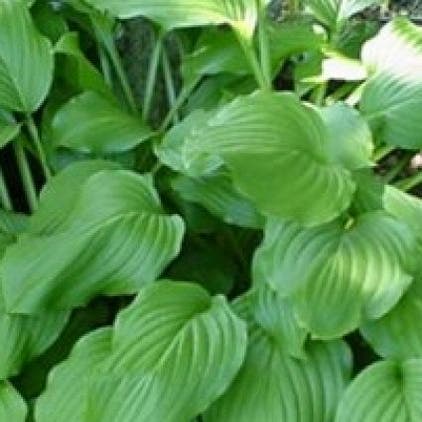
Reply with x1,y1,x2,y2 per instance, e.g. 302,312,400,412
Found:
52,91,153,154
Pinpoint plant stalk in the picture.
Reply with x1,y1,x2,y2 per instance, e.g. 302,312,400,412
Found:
162,48,179,124
257,0,272,89
14,140,38,212
26,115,52,181
143,32,164,121
0,168,12,211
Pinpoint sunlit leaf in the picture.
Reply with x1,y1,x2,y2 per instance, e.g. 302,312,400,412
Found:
0,382,26,422
36,282,247,422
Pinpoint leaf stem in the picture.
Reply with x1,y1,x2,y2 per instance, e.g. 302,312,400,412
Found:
373,145,395,162
257,0,272,89
235,33,269,91
97,43,113,87
395,171,422,192
14,140,38,212
143,32,164,121
159,76,201,133
162,47,179,124
0,168,12,211
26,115,52,181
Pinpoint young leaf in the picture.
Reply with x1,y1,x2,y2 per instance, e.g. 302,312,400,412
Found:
336,359,422,422
51,92,154,154
205,288,351,421
36,282,247,422
182,91,355,226
0,0,54,112
1,171,185,313
0,382,27,422
84,0,268,40
253,213,415,338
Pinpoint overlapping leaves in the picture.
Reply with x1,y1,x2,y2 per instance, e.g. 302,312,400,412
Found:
36,281,247,422
1,163,185,313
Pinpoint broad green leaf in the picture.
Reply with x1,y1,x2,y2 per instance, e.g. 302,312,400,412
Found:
0,0,53,112
36,282,247,422
30,160,121,235
51,91,153,154
0,213,69,379
317,102,373,170
183,91,355,226
172,171,264,229
156,108,223,176
253,212,415,338
360,19,422,149
182,28,248,84
0,382,26,422
305,0,383,30
85,0,267,40
1,171,185,313
205,288,351,421
336,359,422,422
269,21,326,70
320,56,368,81
361,272,422,360
54,32,114,99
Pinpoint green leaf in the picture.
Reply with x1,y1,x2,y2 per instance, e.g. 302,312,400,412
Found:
360,18,422,149
317,102,373,170
361,272,422,360
172,171,264,229
30,160,121,235
0,211,69,379
205,288,351,421
183,91,355,226
335,359,422,422
51,91,153,154
253,212,415,338
0,120,21,148
84,0,267,40
0,0,53,112
54,32,114,99
305,0,383,29
1,171,185,313
0,382,27,422
36,282,247,422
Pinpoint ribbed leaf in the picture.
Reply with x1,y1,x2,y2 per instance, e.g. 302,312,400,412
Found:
336,359,422,422
253,212,415,338
0,0,53,112
205,288,351,421
0,211,69,379
52,91,153,154
361,272,422,360
172,171,264,229
36,282,247,422
1,171,185,313
183,91,355,226
0,382,26,422
30,160,120,235
85,0,266,40
360,18,422,149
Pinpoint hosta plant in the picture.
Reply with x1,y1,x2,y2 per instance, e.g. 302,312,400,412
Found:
1,0,422,420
